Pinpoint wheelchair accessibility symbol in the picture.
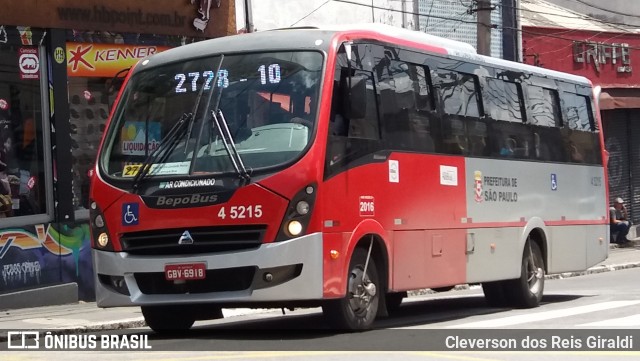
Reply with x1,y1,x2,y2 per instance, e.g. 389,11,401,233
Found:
122,203,139,226
551,173,558,191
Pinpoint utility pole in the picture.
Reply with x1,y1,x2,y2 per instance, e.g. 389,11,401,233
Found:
402,0,407,28
515,0,522,62
245,0,254,33
476,0,492,56
372,0,375,22
413,0,420,31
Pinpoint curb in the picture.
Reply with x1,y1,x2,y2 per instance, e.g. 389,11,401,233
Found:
546,261,640,279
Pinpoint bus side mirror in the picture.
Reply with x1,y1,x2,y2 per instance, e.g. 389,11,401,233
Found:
342,74,367,119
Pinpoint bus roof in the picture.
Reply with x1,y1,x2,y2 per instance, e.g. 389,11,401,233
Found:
322,23,591,86
139,24,591,87
303,23,478,54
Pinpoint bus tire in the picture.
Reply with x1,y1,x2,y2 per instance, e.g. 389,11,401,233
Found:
322,247,380,330
385,291,406,314
482,281,509,307
506,240,545,308
141,305,196,333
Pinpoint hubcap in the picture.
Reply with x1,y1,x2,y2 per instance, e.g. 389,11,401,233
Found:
348,266,376,316
527,251,543,294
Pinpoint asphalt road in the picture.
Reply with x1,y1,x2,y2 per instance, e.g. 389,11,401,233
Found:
4,268,640,360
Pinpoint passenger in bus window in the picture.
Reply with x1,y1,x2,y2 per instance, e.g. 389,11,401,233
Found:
610,197,634,246
500,137,516,157
569,142,584,163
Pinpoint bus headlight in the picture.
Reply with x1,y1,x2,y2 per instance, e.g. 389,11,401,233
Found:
276,184,317,242
287,221,303,236
295,201,310,215
89,198,115,251
94,214,105,228
97,233,110,248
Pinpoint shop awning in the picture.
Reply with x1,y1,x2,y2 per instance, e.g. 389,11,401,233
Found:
599,89,640,110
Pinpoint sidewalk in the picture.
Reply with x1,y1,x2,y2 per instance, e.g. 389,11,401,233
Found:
1,242,639,341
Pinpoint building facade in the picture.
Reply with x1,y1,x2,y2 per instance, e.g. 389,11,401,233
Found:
417,0,506,58
0,0,235,306
544,0,640,27
520,0,640,222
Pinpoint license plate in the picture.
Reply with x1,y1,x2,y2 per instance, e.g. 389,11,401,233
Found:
164,263,206,281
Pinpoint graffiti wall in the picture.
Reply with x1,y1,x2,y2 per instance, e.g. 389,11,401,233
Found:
0,221,94,300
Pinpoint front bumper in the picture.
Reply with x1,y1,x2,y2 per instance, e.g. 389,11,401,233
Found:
93,232,324,307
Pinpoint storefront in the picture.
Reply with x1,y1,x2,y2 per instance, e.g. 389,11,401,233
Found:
0,0,235,305
521,3,640,224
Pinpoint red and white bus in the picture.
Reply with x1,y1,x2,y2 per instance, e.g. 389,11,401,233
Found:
90,24,609,331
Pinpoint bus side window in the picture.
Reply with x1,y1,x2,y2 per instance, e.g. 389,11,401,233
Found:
525,86,566,162
561,92,598,164
325,66,380,173
344,70,379,140
483,78,524,123
433,70,480,155
467,119,489,156
378,59,435,152
526,86,563,128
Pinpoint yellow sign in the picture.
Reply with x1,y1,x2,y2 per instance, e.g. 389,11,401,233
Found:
122,164,142,177
54,47,65,64
66,42,170,78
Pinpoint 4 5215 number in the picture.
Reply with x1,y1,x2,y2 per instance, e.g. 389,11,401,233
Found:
217,205,263,219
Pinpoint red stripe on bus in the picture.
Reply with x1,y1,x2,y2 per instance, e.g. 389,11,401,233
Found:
332,30,449,56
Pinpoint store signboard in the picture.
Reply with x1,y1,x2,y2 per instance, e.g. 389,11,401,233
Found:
573,41,632,74
120,121,161,156
66,42,170,78
523,27,640,87
18,47,39,80
0,0,235,38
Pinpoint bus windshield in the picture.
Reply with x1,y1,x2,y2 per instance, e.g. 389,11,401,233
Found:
101,51,323,179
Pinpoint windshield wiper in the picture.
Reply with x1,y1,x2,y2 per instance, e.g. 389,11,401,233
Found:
131,111,192,193
211,109,250,182
191,55,251,183
131,56,224,192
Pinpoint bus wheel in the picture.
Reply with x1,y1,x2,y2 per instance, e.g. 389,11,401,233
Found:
507,240,545,308
323,247,380,330
385,291,406,314
141,305,196,333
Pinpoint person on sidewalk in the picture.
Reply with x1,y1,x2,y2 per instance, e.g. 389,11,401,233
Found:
610,197,634,247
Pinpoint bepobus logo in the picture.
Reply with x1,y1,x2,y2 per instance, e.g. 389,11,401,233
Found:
155,193,219,207
7,331,40,349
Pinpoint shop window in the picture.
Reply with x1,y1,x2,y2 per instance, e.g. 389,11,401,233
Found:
65,29,199,214
0,35,50,221
68,78,111,211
